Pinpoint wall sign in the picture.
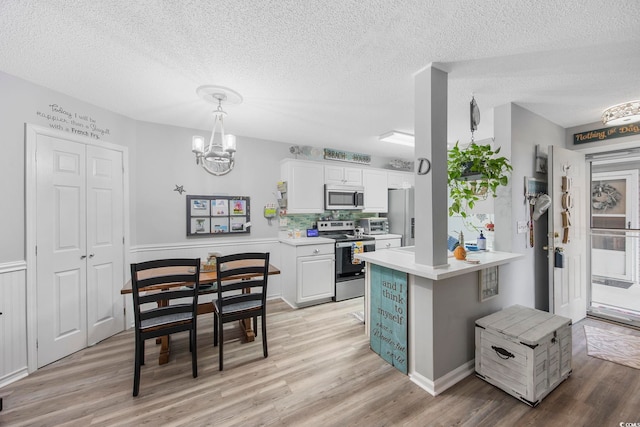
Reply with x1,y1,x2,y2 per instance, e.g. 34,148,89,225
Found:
416,157,431,175
574,123,640,145
323,148,371,165
187,195,250,236
35,102,112,140
369,264,408,374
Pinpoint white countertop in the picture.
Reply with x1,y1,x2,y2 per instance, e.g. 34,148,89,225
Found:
356,247,523,280
371,233,403,240
279,237,335,246
280,233,402,246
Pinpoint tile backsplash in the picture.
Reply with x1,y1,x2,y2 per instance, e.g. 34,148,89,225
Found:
281,212,380,231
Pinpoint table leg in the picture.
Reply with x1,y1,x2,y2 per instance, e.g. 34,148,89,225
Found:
159,335,170,365
240,318,255,342
240,285,255,342
157,299,170,365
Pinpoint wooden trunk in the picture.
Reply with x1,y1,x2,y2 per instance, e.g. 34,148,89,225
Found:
475,305,572,407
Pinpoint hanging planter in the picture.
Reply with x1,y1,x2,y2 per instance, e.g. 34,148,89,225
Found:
448,141,513,218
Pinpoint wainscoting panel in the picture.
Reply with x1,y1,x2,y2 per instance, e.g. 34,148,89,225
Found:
0,262,28,388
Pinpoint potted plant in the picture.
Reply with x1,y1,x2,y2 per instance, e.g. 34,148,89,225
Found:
447,141,513,218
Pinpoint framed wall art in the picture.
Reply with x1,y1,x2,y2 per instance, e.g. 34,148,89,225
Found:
479,266,499,302
187,195,250,236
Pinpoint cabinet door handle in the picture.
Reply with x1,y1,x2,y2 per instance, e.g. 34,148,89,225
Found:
80,255,87,259
89,253,95,258
313,249,319,254
385,243,391,248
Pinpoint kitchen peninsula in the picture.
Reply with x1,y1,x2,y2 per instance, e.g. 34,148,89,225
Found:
356,247,523,396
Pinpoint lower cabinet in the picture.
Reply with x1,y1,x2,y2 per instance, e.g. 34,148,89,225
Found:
281,242,335,308
375,236,402,250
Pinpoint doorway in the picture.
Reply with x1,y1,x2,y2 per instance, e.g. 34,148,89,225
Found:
589,155,640,327
26,125,128,369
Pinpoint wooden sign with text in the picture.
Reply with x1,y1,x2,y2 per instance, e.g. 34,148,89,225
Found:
323,148,371,164
574,123,640,145
369,264,408,374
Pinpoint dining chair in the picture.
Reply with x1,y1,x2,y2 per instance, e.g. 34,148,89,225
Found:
130,258,200,396
213,252,270,370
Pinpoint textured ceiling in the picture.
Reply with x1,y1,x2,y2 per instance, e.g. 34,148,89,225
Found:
1,0,640,158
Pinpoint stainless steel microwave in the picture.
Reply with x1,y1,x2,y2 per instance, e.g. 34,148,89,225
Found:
324,185,365,210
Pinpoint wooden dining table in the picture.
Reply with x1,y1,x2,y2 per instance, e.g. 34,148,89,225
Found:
121,260,280,365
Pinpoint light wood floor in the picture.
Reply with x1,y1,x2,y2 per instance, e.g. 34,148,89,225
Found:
2,298,640,426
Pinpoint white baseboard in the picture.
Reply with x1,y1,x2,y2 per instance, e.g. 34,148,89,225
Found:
0,367,28,389
409,359,475,396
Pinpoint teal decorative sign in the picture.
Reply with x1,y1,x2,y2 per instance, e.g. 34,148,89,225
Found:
369,264,408,374
323,148,371,164
574,123,640,144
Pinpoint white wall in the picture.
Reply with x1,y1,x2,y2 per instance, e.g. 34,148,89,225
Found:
133,121,290,246
494,103,565,310
0,71,137,263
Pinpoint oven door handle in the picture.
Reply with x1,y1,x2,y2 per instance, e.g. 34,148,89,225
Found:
335,241,376,248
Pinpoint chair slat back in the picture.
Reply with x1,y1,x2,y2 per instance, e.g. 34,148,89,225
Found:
216,253,269,309
130,258,200,330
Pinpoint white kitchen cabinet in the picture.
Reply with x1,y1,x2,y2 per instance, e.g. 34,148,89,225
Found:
387,171,414,189
363,169,388,213
324,165,363,186
281,241,335,308
374,236,402,250
280,159,324,213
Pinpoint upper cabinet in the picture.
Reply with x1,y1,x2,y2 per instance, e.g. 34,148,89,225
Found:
281,159,324,213
387,171,414,189
362,169,388,213
324,165,363,186
281,159,414,214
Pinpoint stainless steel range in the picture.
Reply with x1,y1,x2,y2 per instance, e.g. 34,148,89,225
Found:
317,220,376,301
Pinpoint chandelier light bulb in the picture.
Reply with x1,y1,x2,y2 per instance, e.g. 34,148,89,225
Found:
224,135,237,153
192,135,205,154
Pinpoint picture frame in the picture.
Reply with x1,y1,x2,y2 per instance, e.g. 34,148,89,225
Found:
186,195,250,236
190,198,211,216
524,176,547,198
479,266,499,302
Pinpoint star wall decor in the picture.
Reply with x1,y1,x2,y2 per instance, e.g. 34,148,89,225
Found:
173,184,185,195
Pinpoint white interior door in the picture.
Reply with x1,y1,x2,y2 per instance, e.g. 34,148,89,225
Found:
36,136,88,367
35,133,125,368
548,146,587,323
86,146,125,345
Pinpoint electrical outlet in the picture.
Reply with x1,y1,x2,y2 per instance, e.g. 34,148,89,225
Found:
517,221,528,234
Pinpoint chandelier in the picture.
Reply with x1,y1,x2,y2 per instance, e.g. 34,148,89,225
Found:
601,100,640,126
192,85,243,176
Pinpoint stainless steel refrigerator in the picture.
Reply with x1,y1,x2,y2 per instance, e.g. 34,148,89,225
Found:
387,188,415,246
